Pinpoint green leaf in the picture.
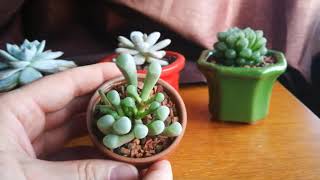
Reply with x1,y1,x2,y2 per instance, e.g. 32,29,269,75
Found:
36,40,46,54
0,71,19,92
97,115,115,134
155,106,170,121
239,48,253,59
148,120,165,136
0,62,8,70
33,50,63,61
8,61,30,69
112,116,132,135
0,68,22,80
31,60,76,73
18,46,37,61
162,122,182,137
235,38,249,50
121,97,136,108
126,85,142,103
6,44,20,55
133,124,148,139
214,42,228,52
107,90,121,106
0,50,19,61
102,132,135,149
115,54,138,86
19,67,43,85
140,61,161,101
225,49,237,59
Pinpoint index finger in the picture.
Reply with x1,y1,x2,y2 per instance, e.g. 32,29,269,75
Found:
19,62,120,113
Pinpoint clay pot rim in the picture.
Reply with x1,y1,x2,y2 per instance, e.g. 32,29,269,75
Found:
99,51,185,77
86,74,187,166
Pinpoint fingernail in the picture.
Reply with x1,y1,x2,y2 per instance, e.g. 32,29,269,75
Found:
110,165,138,180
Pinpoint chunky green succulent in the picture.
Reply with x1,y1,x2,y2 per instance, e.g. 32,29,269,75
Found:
212,27,268,67
0,39,77,92
96,53,182,149
116,31,171,66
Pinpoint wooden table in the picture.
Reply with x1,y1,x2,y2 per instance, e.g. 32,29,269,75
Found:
68,82,320,179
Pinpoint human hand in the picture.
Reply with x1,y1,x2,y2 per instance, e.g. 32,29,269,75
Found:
0,63,173,180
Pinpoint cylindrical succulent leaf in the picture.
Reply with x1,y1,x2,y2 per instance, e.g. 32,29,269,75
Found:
102,132,135,149
126,85,142,103
107,90,121,106
115,54,138,86
121,97,136,109
133,124,148,139
148,120,165,136
212,27,268,67
162,122,182,137
140,61,161,101
97,115,115,134
112,116,132,135
155,106,170,121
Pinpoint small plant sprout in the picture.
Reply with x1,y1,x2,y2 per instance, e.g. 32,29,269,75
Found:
96,53,182,150
116,31,171,66
0,39,77,92
212,27,268,67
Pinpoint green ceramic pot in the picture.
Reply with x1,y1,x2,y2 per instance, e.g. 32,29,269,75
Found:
197,49,287,123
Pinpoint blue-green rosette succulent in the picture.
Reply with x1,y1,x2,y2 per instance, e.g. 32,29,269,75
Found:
0,39,77,92
96,53,182,149
212,27,268,67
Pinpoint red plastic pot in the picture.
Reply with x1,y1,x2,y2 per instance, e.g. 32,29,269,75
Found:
100,51,185,90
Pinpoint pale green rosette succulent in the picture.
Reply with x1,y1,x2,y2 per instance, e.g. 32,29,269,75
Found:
116,31,171,66
96,53,182,150
0,39,77,92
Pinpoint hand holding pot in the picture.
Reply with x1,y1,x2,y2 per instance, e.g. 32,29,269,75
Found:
0,63,172,180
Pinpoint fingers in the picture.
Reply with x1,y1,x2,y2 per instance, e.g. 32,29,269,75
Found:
3,63,120,140
45,95,91,130
19,62,120,113
27,159,139,180
33,113,87,157
143,160,173,180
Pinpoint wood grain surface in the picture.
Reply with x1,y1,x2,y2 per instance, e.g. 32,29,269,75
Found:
67,82,320,179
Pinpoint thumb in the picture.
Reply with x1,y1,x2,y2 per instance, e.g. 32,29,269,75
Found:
28,159,139,180
143,160,173,180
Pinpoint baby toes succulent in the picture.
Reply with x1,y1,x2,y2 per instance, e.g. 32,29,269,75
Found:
212,27,268,67
0,39,77,92
116,31,171,66
96,53,182,149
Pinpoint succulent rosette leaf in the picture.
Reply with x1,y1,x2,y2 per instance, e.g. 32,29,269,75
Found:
116,31,171,66
0,39,77,92
96,53,182,149
212,27,268,67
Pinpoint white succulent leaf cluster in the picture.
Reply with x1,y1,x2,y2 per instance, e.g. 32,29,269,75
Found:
116,31,171,66
0,39,77,92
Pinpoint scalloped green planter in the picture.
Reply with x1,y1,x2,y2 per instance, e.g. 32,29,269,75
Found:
197,50,287,123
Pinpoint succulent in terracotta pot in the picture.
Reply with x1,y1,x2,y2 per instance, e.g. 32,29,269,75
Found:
0,39,76,92
87,53,187,167
197,27,287,123
100,31,185,90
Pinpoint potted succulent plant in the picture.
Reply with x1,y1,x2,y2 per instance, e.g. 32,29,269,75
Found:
0,39,76,92
100,31,185,90
197,27,287,123
87,53,187,167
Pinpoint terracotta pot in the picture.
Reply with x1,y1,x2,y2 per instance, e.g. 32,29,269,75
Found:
86,75,187,167
99,51,185,90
